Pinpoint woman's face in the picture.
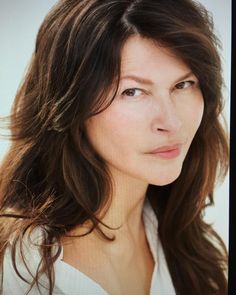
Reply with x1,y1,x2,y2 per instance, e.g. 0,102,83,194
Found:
85,35,204,186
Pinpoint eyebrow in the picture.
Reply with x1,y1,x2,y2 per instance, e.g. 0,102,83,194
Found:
120,71,194,85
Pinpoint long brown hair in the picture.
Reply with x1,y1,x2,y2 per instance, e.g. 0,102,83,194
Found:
0,0,229,294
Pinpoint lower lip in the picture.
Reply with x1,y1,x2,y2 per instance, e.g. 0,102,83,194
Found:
148,148,181,159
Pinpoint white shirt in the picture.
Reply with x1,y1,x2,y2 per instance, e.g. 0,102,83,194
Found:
3,199,176,295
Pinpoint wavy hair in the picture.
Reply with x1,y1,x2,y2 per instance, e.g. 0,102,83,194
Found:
0,0,229,294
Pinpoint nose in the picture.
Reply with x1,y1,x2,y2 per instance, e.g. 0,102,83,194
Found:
150,93,183,133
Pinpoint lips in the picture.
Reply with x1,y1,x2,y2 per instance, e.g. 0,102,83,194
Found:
148,144,182,154
146,144,182,159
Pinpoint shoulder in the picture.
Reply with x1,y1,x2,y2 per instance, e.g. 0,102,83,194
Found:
2,227,64,295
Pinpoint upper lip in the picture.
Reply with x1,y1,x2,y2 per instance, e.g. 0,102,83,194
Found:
147,143,182,154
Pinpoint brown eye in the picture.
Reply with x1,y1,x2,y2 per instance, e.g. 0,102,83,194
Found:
122,88,142,97
175,80,195,89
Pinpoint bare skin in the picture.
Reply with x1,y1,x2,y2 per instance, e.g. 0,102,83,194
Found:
61,217,155,295
61,160,154,294
61,34,203,294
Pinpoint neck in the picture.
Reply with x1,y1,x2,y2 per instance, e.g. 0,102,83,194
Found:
64,165,150,257
94,165,149,247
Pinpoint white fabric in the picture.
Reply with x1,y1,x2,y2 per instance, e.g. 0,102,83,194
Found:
3,199,176,295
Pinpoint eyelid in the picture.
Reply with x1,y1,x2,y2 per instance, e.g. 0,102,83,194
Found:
121,87,145,97
175,79,196,89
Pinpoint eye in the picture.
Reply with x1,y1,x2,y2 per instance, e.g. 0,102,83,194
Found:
121,88,143,97
175,80,195,90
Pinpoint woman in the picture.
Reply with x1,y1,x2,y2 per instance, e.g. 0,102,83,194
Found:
0,0,229,294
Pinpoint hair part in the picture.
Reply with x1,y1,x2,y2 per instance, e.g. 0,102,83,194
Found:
0,0,228,294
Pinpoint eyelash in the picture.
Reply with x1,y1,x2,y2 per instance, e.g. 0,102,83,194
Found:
121,88,143,97
175,80,195,90
121,80,196,98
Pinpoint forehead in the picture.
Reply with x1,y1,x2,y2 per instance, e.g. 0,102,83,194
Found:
120,35,191,79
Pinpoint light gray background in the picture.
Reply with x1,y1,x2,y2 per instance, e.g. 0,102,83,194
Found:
0,1,231,247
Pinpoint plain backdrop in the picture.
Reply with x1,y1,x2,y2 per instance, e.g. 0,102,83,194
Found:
0,0,231,248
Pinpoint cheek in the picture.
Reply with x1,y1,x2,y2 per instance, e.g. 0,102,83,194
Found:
85,106,144,160
192,96,204,130
181,93,204,135
98,102,149,140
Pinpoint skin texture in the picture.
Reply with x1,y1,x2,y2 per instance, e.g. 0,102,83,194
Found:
86,35,204,186
84,35,204,232
62,35,204,294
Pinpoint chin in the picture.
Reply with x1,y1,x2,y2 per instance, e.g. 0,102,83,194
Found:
148,168,182,186
149,178,178,186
